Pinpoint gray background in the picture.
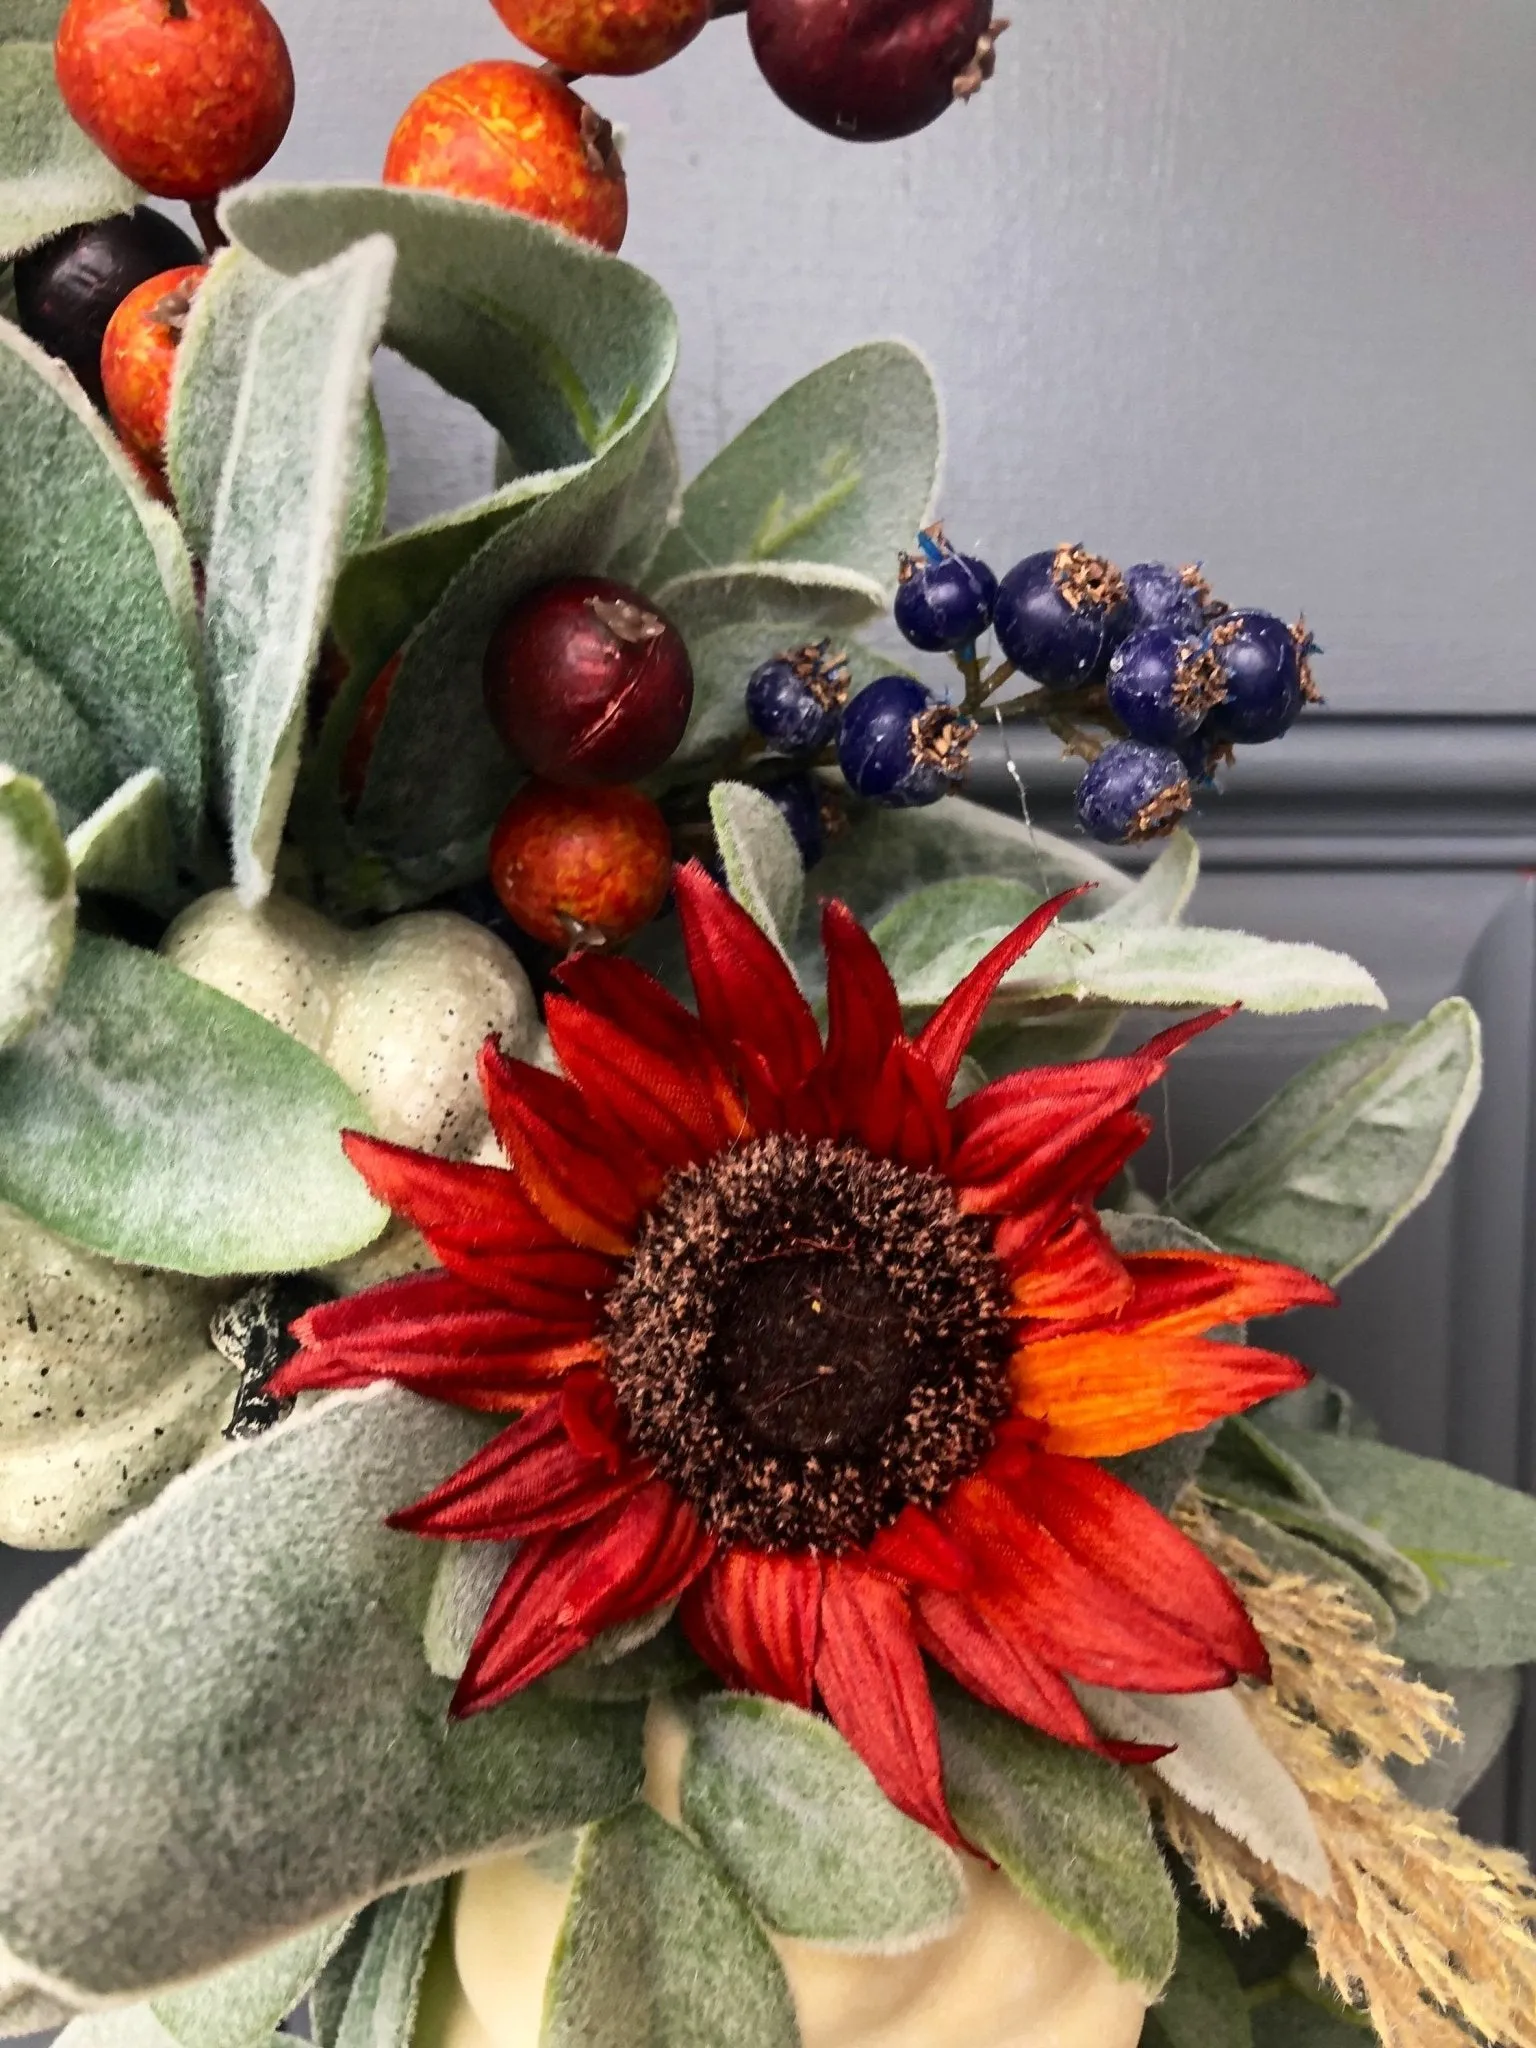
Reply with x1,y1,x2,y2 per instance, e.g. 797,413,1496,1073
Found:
263,0,1534,713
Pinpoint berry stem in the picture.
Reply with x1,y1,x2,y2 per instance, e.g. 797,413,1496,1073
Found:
190,200,227,255
710,0,749,14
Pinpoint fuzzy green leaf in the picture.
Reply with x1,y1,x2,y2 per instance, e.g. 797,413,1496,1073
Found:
1169,1000,1480,1283
65,767,175,907
200,236,394,903
0,931,388,1274
1258,1424,1536,1667
152,1918,356,2048
1202,1503,1398,1639
709,781,803,958
310,1885,445,2048
52,2011,180,2048
0,319,204,844
0,619,117,831
543,1804,798,2048
0,1204,232,1548
0,765,73,1046
1141,1908,1252,2048
934,1679,1179,1993
0,41,139,260
1248,1993,1375,2046
2,3,69,37
602,411,680,586
647,342,939,590
0,1386,646,2002
680,1695,964,1950
1097,828,1200,926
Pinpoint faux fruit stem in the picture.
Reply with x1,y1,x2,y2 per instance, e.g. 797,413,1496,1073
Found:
190,199,226,253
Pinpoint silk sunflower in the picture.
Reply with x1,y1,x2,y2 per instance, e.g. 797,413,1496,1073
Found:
270,865,1331,1845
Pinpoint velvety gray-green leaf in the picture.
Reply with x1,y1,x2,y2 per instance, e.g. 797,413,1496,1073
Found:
2,3,68,38
201,236,394,902
1141,1907,1251,2048
935,1679,1179,1992
1392,1663,1520,1813
0,319,204,843
1097,829,1199,927
0,931,388,1274
1258,1425,1536,1667
0,617,117,830
152,1917,356,2048
709,781,803,958
543,1804,798,2048
1170,1000,1480,1283
1248,1991,1375,2046
648,342,939,589
0,41,139,260
680,1696,963,1949
1202,1503,1397,1639
0,765,73,1047
319,1883,444,2048
65,767,176,908
602,410,679,586
0,1386,646,2001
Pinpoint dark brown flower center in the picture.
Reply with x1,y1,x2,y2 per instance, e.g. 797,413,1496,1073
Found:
603,1135,1013,1551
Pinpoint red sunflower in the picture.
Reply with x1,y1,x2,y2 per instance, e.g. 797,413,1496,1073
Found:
270,866,1330,1844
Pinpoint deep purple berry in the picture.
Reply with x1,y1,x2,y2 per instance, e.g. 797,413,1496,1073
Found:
1201,610,1310,745
760,773,826,867
746,640,849,754
1106,627,1228,746
894,535,998,652
837,675,974,808
1075,740,1192,845
992,544,1130,690
1124,561,1218,637
14,206,201,410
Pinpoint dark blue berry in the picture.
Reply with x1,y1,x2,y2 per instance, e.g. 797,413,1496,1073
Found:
837,675,974,808
992,545,1130,690
1107,626,1228,745
894,537,998,652
1124,561,1215,637
746,641,849,754
1075,740,1192,845
1201,610,1308,744
760,773,826,867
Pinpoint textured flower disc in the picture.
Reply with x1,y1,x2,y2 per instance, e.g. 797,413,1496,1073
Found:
54,0,295,202
489,0,711,75
272,869,1332,1845
382,61,629,253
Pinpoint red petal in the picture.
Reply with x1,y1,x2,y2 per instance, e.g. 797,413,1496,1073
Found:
914,1588,1105,1750
851,1039,954,1170
453,1484,712,1714
986,1110,1153,1267
479,1039,653,1256
338,1132,616,1312
680,1549,822,1708
866,1504,976,1592
1115,1249,1336,1336
1001,1450,1269,1679
787,900,905,1139
545,994,745,1174
815,1561,959,1847
389,1390,637,1540
1010,1209,1133,1326
1014,1328,1310,1457
916,886,1093,1091
673,861,822,1119
552,955,747,1151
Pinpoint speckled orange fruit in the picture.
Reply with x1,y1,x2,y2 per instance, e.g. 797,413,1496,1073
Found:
489,780,671,947
100,263,205,466
382,61,628,253
489,0,710,75
55,0,295,202
341,652,403,812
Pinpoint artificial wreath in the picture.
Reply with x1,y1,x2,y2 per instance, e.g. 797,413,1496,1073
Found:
1,5,1533,2048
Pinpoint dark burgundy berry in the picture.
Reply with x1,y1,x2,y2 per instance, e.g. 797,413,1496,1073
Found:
1124,560,1221,637
1201,610,1315,745
837,674,974,808
1106,626,1228,746
761,772,827,867
746,640,849,754
993,544,1131,691
894,530,998,652
1075,740,1192,846
747,0,1002,143
13,206,201,409
483,575,694,786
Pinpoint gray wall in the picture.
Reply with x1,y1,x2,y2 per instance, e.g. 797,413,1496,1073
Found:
264,0,1535,713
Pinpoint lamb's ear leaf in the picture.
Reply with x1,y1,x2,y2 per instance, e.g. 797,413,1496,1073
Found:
305,1884,445,2048
0,1387,646,2003
0,41,140,260
0,765,73,1048
199,235,394,904
647,341,940,590
709,781,804,960
601,411,680,586
2,4,70,37
679,1695,964,1950
0,619,118,832
0,932,388,1274
1096,827,1200,926
542,1804,799,2048
65,767,176,909
1140,1906,1252,2048
1169,999,1481,1283
0,318,204,846
934,1677,1179,1994
151,1917,357,2048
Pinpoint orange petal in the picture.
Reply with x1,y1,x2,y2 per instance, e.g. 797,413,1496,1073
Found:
1114,1249,1336,1336
1010,1209,1132,1324
1013,1328,1310,1457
